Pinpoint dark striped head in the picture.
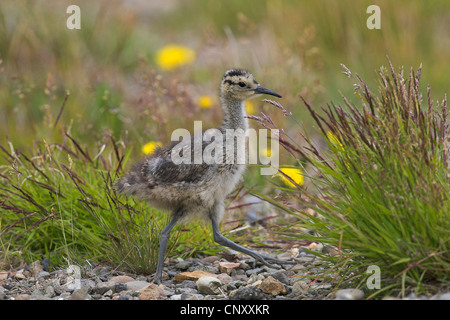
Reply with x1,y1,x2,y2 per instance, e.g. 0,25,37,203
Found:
220,69,282,101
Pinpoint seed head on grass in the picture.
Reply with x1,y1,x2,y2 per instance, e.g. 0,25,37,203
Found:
251,58,449,297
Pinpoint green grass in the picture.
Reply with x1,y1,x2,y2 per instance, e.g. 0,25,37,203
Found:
1,1,449,297
261,59,449,297
0,129,223,273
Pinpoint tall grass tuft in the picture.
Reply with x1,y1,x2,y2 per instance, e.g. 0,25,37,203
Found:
260,58,449,297
0,130,179,273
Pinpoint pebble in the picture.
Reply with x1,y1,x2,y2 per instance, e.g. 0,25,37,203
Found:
216,273,233,285
93,281,116,295
29,260,44,277
230,286,266,300
202,256,220,264
45,285,55,298
37,271,51,279
1,252,447,301
110,275,134,283
115,283,127,293
15,294,30,300
174,270,217,283
174,260,192,270
14,273,26,280
335,288,365,300
291,280,309,294
70,286,89,300
59,292,72,300
138,283,166,300
258,276,287,296
188,265,219,274
271,272,290,285
196,276,222,295
246,267,263,276
31,289,51,300
126,280,150,291
438,293,450,300
218,262,241,275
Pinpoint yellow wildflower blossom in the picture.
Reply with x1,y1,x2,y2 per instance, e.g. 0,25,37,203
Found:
198,95,213,109
279,167,304,187
142,141,162,155
245,100,255,114
155,45,196,71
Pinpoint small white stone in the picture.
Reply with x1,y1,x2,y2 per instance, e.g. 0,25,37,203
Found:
335,288,364,300
196,276,222,295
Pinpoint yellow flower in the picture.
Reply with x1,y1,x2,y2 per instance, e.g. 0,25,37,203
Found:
155,45,196,71
245,100,255,114
327,131,343,148
142,141,162,155
198,95,213,109
279,167,304,187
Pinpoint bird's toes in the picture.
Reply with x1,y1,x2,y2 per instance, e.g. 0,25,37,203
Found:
260,260,281,269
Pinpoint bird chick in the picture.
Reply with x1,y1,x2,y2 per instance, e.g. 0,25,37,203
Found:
116,69,292,283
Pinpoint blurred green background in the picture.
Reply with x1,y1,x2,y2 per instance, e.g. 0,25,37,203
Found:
0,0,449,174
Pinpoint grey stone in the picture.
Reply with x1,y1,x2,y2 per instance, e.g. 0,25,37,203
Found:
438,292,450,300
81,279,96,289
178,280,197,289
229,286,266,300
31,289,51,300
291,280,308,294
175,287,198,295
45,285,55,298
202,256,220,264
196,276,222,295
263,266,280,273
28,261,44,277
228,280,245,289
175,260,192,270
58,292,72,300
162,287,175,296
41,258,50,272
70,286,90,300
115,283,127,293
2,282,14,290
181,292,204,300
246,268,264,276
232,273,248,282
296,256,315,263
258,276,287,295
216,273,233,285
335,288,364,300
188,265,219,274
103,289,114,297
37,271,51,279
125,280,150,291
0,285,7,300
272,272,289,285
94,281,116,295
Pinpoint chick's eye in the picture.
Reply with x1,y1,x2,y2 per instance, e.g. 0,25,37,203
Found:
238,82,246,87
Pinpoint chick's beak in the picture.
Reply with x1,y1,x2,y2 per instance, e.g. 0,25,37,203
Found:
254,85,282,98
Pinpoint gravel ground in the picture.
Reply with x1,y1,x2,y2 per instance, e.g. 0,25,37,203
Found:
1,248,449,301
